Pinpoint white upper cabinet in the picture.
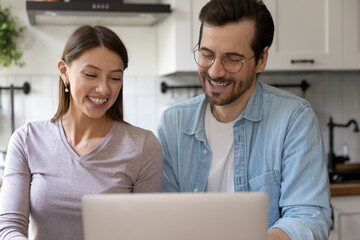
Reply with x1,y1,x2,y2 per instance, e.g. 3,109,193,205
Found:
157,0,208,76
264,0,342,71
343,0,360,70
158,0,358,75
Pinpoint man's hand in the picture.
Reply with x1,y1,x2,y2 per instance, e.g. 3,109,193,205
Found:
267,228,291,240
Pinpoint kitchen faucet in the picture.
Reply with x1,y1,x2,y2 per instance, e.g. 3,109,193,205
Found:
327,117,359,173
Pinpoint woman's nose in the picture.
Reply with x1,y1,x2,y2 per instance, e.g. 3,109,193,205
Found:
95,78,110,94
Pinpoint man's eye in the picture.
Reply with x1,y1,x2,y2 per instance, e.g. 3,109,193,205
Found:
111,77,122,81
200,50,214,59
225,55,242,63
225,55,242,62
203,55,214,59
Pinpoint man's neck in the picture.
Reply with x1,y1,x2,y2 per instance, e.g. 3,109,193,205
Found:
210,103,244,123
210,88,254,123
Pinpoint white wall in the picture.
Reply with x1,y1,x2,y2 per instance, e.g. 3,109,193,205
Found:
0,0,159,76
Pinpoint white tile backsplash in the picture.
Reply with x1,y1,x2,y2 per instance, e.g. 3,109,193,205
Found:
1,71,360,165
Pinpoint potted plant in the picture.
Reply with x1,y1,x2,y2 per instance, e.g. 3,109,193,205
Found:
0,4,25,68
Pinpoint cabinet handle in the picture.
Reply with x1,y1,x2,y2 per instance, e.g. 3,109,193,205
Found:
290,59,315,64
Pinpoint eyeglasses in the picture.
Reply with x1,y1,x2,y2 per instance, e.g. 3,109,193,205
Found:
193,45,255,73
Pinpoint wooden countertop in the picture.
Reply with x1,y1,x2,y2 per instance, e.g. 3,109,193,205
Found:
330,183,360,196
330,163,360,196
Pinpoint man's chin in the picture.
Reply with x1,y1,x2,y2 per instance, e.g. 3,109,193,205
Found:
205,92,233,106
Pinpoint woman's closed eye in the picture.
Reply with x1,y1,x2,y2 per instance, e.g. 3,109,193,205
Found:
84,73,97,78
111,77,122,81
109,72,123,81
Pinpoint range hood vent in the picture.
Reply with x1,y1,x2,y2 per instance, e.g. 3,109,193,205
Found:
26,1,172,26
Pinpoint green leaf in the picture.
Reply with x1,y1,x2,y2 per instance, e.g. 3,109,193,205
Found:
0,4,26,68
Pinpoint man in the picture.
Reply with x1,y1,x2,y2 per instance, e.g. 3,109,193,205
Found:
157,0,332,239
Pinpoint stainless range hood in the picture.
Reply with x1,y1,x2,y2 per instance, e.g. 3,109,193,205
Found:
26,0,172,26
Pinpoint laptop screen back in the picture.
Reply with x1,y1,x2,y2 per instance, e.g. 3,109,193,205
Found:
82,192,268,240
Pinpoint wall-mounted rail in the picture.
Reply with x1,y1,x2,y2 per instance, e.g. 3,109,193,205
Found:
161,82,202,94
271,80,310,98
0,82,31,133
161,80,310,98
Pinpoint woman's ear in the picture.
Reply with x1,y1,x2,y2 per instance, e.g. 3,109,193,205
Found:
255,46,269,74
58,60,68,85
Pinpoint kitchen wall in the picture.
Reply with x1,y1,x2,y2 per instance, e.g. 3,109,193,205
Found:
0,0,160,76
1,0,360,165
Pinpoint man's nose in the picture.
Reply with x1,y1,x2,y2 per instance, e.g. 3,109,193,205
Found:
208,58,226,79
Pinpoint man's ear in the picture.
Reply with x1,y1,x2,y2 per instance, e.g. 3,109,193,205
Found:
58,60,68,85
255,46,269,74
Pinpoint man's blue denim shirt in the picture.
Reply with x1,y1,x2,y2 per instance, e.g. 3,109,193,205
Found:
158,81,333,239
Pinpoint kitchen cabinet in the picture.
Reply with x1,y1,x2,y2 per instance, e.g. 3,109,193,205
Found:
264,0,342,71
158,0,359,75
329,195,360,240
157,0,208,76
343,0,360,69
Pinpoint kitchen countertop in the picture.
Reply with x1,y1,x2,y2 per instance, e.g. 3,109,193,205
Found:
330,183,360,196
330,163,360,196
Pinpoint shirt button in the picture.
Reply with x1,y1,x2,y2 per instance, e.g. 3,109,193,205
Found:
193,189,199,192
203,149,207,154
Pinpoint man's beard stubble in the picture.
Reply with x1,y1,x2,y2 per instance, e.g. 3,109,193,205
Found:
199,71,255,106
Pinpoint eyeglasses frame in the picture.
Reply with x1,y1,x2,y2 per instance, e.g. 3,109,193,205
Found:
192,44,255,73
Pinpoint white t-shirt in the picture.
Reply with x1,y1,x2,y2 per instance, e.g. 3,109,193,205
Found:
204,104,235,192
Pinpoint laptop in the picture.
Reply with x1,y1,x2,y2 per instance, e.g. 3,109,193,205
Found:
82,192,268,240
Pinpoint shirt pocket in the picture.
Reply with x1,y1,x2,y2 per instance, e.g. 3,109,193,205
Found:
249,170,281,227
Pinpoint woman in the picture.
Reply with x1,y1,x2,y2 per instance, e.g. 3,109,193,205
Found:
0,25,163,240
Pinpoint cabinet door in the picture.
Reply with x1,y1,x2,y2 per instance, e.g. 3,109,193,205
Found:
264,0,342,71
343,0,360,69
157,0,209,76
330,196,360,240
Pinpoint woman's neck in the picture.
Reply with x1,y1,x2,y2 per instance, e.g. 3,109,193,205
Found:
61,113,114,156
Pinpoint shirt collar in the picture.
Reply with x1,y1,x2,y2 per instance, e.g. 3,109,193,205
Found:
239,81,263,122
